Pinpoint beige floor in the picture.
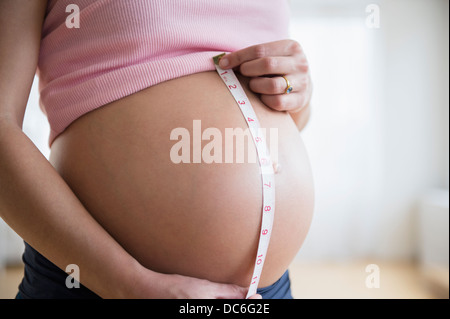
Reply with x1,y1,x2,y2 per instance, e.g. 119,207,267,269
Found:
289,260,448,299
0,260,447,299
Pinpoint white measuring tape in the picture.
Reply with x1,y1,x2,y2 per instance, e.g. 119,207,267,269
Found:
213,54,275,299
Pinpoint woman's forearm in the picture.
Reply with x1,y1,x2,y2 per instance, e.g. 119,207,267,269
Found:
0,119,145,298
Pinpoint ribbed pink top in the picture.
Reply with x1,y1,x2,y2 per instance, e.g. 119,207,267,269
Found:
37,0,290,145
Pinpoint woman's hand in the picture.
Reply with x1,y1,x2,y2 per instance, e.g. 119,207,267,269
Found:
165,274,256,299
132,267,262,299
219,39,312,115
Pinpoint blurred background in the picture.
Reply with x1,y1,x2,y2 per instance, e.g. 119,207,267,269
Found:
1,0,448,298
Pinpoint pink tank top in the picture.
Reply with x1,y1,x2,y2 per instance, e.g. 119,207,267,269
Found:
38,0,290,144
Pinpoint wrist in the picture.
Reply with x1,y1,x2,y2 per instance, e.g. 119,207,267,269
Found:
88,246,148,299
113,257,151,299
119,261,174,299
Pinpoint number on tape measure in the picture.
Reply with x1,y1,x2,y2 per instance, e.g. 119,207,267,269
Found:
257,255,264,265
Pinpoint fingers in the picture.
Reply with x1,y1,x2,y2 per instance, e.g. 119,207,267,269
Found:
249,74,312,112
238,56,307,77
248,294,263,299
260,93,308,112
219,40,303,70
217,39,312,113
249,74,309,95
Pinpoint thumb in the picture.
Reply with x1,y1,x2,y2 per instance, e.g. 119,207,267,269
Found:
217,284,248,299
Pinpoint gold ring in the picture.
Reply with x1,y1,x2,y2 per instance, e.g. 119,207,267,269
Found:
282,76,293,94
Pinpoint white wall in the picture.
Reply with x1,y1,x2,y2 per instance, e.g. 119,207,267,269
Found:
22,77,51,160
290,0,449,261
375,0,449,259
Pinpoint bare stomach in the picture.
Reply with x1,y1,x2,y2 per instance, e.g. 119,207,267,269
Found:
49,71,314,288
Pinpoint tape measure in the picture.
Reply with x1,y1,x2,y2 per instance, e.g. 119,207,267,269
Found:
213,54,275,298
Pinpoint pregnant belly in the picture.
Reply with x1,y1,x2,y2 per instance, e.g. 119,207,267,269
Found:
49,71,314,288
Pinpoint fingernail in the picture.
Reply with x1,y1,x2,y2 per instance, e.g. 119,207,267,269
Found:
220,57,229,68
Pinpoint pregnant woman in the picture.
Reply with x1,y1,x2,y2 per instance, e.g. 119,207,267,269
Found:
0,0,314,299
